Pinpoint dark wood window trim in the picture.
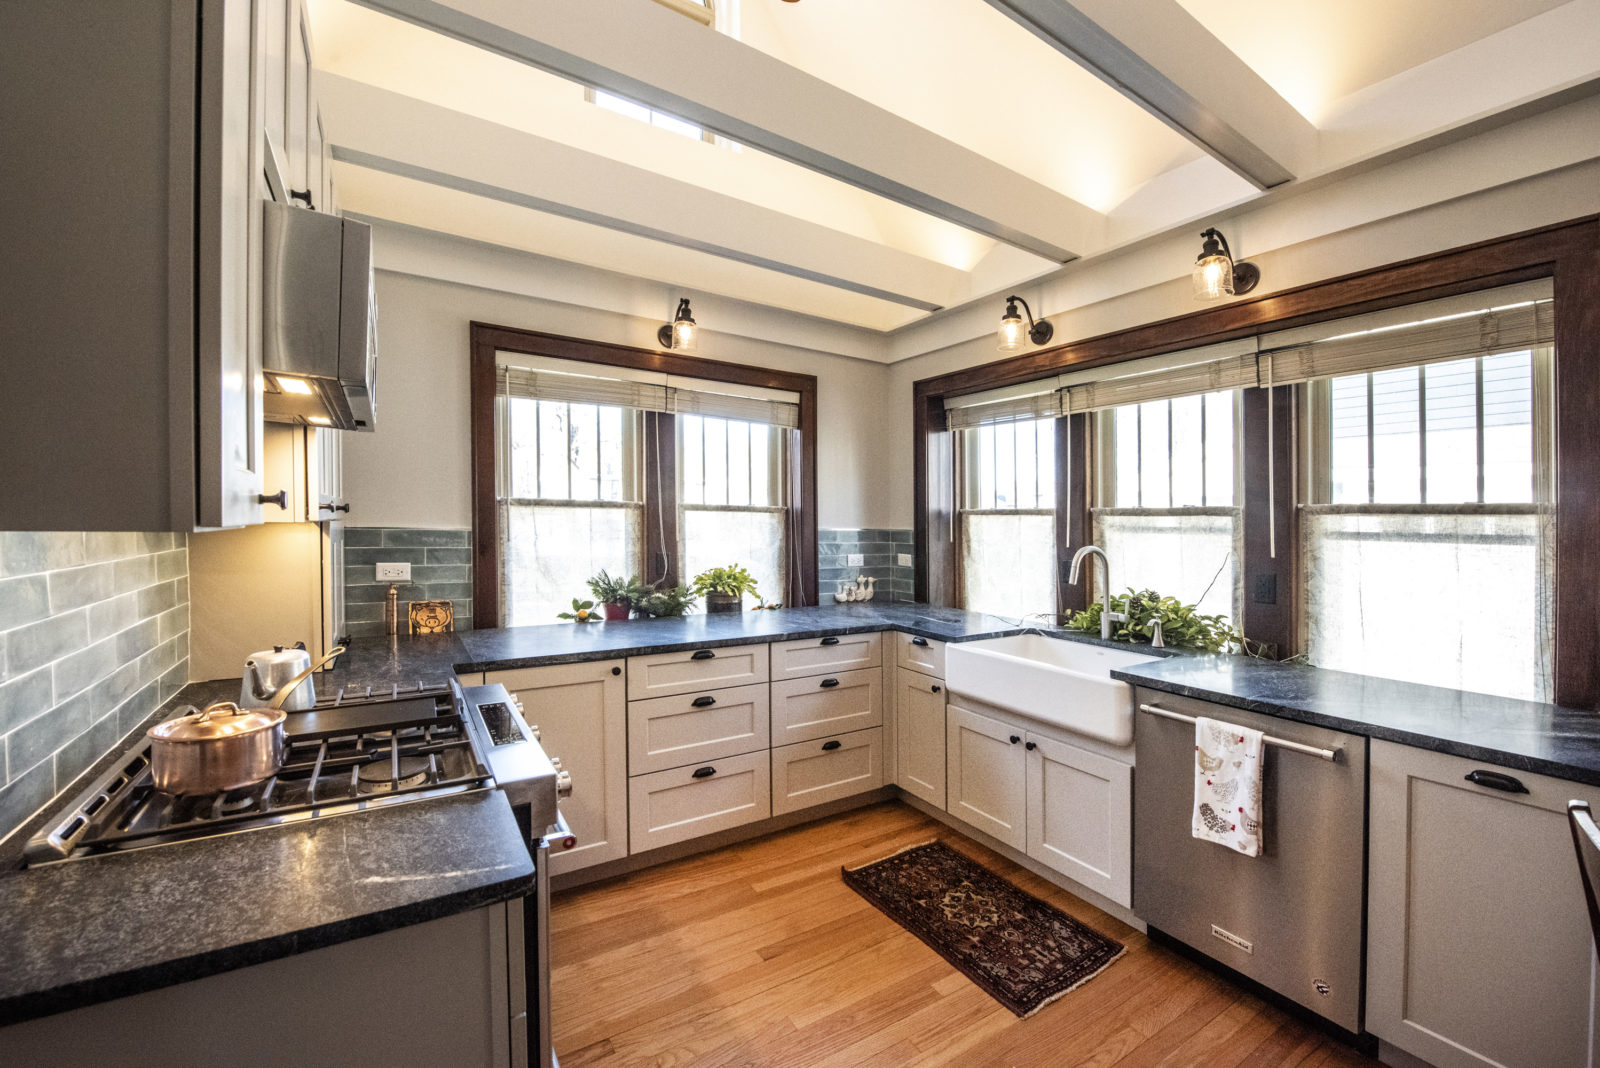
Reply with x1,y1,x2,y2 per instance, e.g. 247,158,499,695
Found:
914,216,1600,708
470,323,819,627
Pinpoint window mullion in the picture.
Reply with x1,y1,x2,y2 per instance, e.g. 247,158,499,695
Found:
1417,366,1428,504
1475,357,1486,505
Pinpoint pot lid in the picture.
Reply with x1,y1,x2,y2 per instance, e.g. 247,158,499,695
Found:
148,701,285,743
247,644,310,667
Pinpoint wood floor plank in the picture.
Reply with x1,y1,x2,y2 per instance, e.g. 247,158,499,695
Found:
550,800,1379,1067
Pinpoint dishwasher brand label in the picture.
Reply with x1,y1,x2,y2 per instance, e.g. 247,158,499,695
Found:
1211,924,1253,954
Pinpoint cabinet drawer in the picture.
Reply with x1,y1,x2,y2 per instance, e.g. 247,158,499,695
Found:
627,643,769,699
770,668,882,746
628,750,771,854
772,728,885,816
770,632,882,680
894,633,946,678
627,682,770,775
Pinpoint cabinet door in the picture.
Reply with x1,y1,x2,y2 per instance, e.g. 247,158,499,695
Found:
1026,732,1131,907
196,0,265,528
895,667,946,808
488,660,628,875
946,702,1026,850
258,0,288,165
1367,739,1600,1068
309,426,342,518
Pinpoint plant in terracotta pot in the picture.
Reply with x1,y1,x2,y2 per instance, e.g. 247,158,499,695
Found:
587,570,649,621
690,564,760,614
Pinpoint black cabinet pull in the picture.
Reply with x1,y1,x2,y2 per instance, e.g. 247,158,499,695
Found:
1464,769,1529,794
258,490,287,510
691,649,716,660
822,740,842,751
911,637,929,647
319,502,352,514
288,188,315,208
610,666,621,676
1025,741,1037,751
820,677,840,688
1009,735,1021,745
931,685,941,693
820,636,840,646
691,766,716,779
691,695,716,708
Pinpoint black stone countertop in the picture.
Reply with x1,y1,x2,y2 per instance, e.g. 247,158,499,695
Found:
0,685,533,1027
320,632,471,694
1112,655,1600,787
454,603,1035,673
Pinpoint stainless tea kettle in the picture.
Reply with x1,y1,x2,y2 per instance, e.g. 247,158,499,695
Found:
241,643,343,712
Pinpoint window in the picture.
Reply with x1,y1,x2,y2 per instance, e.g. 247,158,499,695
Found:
498,398,644,625
957,418,1056,619
592,91,708,141
474,329,816,627
1303,346,1553,700
1094,391,1240,621
679,415,788,605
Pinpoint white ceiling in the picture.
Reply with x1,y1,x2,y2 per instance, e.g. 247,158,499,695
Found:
309,0,1600,350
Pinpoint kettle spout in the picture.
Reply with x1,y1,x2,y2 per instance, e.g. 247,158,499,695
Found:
246,660,274,701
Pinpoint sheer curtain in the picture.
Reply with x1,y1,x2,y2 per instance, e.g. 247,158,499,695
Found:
1302,509,1552,700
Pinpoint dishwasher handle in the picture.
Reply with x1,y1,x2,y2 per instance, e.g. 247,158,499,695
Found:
1138,703,1341,762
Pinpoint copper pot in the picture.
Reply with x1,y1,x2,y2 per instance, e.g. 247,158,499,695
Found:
147,701,286,795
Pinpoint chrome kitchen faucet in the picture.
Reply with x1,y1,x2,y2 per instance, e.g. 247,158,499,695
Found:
1068,545,1126,640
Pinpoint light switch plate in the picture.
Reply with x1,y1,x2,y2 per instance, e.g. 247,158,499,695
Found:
846,553,865,567
375,562,411,582
897,553,913,567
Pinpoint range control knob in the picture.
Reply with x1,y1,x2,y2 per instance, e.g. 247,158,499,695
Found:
549,756,562,769
555,769,573,799
527,723,541,741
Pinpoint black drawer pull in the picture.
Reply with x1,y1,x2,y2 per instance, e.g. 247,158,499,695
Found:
911,637,929,647
1009,735,1021,745
931,685,941,693
1464,769,1529,794
691,766,716,779
822,740,842,751
691,695,716,708
820,677,840,688
611,666,621,676
1025,741,1037,751
820,636,840,646
691,649,716,660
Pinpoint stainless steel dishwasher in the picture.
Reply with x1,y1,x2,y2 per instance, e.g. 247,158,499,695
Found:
1132,687,1368,1037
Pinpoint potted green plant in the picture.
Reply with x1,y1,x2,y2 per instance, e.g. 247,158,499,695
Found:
635,584,695,619
690,564,760,614
587,570,649,621
1064,587,1240,653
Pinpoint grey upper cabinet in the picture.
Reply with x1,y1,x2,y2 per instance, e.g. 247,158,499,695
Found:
0,0,265,531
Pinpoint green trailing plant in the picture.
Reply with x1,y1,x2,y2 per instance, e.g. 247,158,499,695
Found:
1064,588,1240,653
586,570,650,609
556,598,598,623
635,584,695,619
689,564,760,600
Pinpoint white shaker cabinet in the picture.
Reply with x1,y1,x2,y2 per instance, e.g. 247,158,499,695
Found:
946,702,1028,850
1366,740,1600,1068
488,660,629,876
895,667,947,809
1,0,266,531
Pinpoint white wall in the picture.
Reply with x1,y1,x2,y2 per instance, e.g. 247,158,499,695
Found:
342,263,900,530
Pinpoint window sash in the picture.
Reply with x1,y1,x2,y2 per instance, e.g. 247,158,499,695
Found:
498,361,800,429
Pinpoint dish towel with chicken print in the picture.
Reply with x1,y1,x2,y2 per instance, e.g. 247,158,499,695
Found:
1193,716,1265,857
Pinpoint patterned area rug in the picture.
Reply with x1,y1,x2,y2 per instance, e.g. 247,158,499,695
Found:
842,840,1125,1017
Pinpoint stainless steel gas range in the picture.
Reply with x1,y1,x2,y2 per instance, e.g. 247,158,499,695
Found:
26,678,572,1068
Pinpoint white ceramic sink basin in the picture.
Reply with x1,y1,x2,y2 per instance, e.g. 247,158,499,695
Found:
944,634,1161,746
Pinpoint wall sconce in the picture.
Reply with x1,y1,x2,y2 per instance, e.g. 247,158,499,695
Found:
997,295,1053,353
1192,228,1259,301
657,297,696,350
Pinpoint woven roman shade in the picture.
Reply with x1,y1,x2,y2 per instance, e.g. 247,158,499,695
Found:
496,355,800,429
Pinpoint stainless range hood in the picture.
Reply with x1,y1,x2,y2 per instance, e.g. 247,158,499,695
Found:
262,201,378,431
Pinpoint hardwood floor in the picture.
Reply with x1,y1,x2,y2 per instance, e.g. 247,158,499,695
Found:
550,801,1378,1067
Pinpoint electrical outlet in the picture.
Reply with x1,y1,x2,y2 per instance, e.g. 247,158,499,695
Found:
375,562,411,582
897,553,913,567
847,553,865,567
